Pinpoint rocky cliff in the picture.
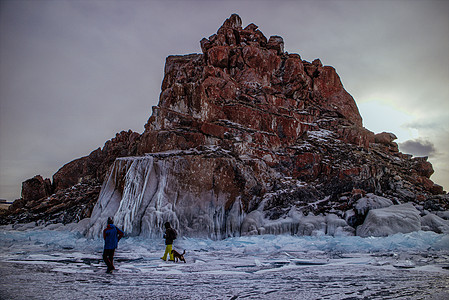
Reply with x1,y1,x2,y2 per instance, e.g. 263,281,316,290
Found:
2,15,448,238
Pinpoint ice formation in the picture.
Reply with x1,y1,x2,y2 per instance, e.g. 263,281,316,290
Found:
421,213,449,234
357,203,421,237
354,193,394,215
85,155,246,239
84,153,365,239
238,208,354,237
84,153,359,239
82,154,448,239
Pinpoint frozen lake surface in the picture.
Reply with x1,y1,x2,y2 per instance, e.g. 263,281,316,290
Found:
1,229,449,299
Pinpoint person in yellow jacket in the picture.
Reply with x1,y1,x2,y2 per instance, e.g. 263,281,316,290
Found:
161,222,177,261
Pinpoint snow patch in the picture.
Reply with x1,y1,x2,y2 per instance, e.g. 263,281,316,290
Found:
307,129,335,142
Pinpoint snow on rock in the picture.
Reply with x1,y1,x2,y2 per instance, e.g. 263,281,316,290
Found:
240,210,265,235
355,193,393,215
421,213,449,234
356,203,421,237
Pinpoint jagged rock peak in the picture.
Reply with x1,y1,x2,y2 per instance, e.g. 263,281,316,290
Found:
202,14,285,57
221,13,242,29
201,13,281,53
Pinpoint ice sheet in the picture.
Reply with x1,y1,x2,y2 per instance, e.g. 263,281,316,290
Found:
1,228,448,299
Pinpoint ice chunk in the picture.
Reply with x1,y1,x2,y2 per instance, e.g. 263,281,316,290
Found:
421,213,449,234
436,211,449,220
1,227,448,267
325,214,354,236
356,203,421,237
12,222,37,231
355,193,393,215
237,206,356,237
240,210,265,235
63,218,92,234
296,215,326,236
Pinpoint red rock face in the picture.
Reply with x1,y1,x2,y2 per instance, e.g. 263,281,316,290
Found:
138,14,369,158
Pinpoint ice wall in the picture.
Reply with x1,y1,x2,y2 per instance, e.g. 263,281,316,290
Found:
85,155,246,239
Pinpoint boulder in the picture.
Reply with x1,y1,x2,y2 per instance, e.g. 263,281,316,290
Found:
421,213,449,234
374,132,399,152
354,193,393,215
412,156,434,178
356,203,421,237
22,175,52,202
267,35,284,54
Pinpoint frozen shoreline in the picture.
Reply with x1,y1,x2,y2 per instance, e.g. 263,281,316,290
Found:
1,259,448,300
1,229,449,299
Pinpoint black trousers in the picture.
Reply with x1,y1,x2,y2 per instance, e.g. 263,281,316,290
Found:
103,248,116,271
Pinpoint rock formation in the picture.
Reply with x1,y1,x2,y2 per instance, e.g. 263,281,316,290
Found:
21,175,52,202
2,14,448,238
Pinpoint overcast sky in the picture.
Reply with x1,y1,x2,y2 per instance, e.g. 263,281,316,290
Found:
1,0,448,200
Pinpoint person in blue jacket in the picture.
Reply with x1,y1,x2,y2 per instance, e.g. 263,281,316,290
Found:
103,217,124,273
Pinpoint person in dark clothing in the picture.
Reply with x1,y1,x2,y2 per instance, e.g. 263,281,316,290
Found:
161,222,177,261
103,217,124,273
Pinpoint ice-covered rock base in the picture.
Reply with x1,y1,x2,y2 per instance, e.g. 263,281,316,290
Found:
82,151,449,239
85,152,253,239
84,150,362,239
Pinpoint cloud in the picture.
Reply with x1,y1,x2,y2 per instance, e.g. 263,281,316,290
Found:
404,118,449,131
398,139,437,158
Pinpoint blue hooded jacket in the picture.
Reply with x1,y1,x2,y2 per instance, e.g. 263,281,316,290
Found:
103,224,124,250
